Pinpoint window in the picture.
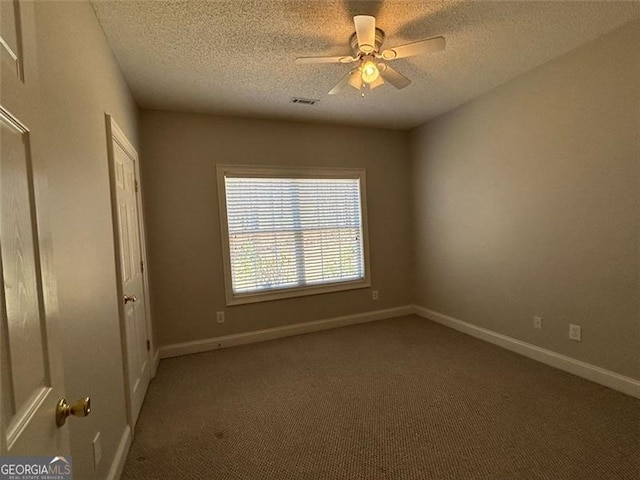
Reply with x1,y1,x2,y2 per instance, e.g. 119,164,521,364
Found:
217,165,371,305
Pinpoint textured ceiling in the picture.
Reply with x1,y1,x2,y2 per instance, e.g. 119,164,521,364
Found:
91,1,639,130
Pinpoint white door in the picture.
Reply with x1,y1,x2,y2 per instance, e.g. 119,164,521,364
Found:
110,124,150,426
1,0,71,457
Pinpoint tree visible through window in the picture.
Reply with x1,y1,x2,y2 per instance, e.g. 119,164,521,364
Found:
218,167,370,304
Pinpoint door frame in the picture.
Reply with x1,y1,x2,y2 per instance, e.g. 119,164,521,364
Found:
105,114,155,429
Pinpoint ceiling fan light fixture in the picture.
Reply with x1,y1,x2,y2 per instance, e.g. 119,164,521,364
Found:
360,58,379,84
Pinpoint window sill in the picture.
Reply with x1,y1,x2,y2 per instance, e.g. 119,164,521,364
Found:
226,278,371,306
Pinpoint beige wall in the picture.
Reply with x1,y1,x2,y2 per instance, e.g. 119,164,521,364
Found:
410,21,640,379
139,111,412,347
33,1,139,478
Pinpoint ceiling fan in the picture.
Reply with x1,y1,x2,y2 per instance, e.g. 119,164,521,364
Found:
295,15,445,95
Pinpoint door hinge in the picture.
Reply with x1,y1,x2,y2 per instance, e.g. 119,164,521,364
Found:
140,260,144,273
135,179,139,193
146,340,150,351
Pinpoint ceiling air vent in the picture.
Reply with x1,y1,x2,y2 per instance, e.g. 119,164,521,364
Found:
291,97,320,106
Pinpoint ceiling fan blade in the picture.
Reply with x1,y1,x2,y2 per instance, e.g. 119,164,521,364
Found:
295,55,357,64
354,15,376,53
329,70,360,95
379,64,411,89
380,36,445,60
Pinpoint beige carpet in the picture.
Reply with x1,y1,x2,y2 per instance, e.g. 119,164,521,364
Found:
122,315,639,479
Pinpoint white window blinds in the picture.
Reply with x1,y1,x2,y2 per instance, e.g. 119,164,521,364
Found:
223,176,366,295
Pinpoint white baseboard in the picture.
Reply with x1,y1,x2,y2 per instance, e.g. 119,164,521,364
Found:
412,305,640,399
158,304,639,398
106,425,131,480
160,305,413,359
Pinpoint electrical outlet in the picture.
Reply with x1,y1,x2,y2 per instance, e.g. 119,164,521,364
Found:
569,324,581,342
372,290,379,301
533,316,543,330
216,311,225,323
92,432,102,468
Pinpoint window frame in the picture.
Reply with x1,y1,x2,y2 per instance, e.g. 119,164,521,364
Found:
216,164,372,306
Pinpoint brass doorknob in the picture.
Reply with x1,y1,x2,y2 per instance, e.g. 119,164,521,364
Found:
56,397,91,427
124,294,137,304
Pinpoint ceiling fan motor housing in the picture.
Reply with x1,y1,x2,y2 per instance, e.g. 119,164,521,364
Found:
350,28,385,56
